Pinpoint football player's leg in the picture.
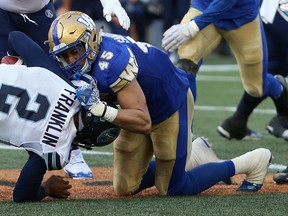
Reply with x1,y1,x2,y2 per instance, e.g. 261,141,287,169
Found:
217,91,265,140
170,148,271,195
63,147,93,180
113,130,153,196
177,8,222,73
264,13,288,140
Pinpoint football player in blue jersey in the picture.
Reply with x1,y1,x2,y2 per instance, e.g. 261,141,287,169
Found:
48,11,273,196
162,0,288,141
0,0,130,180
218,0,288,141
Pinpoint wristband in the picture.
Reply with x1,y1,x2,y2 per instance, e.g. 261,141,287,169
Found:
188,20,200,36
90,103,118,122
90,102,106,116
103,105,118,122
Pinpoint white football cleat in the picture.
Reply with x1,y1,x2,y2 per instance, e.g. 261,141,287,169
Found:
64,149,93,179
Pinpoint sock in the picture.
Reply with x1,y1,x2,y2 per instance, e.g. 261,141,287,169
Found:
263,73,282,97
178,161,235,195
236,91,266,117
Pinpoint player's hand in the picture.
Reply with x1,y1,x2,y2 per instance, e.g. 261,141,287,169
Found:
42,175,72,199
76,75,101,110
102,0,130,30
162,20,199,52
280,0,288,16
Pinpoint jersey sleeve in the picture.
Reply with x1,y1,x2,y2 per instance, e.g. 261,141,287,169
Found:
193,0,237,29
97,45,139,93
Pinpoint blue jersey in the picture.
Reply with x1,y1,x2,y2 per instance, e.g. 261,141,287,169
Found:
191,0,261,30
91,34,190,124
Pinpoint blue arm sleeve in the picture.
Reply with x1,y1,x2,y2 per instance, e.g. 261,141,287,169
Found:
193,0,237,29
13,151,47,202
8,31,73,86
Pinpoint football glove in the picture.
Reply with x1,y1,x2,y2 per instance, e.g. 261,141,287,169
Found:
162,20,199,52
280,0,288,16
100,0,131,30
76,75,118,122
76,75,102,110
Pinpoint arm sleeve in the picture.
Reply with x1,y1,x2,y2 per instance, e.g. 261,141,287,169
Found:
193,0,237,29
13,151,47,202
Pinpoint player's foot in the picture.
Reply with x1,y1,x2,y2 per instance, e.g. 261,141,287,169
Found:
217,115,263,141
187,137,232,185
273,166,288,184
64,149,93,179
266,115,288,141
237,148,272,192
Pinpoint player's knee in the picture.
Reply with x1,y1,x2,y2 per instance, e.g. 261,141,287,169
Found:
113,174,133,196
177,59,199,75
241,45,262,64
245,85,262,97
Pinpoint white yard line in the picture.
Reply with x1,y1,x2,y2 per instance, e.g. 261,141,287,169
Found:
0,144,284,171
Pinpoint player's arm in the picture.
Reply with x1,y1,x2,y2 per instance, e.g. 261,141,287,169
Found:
162,0,236,52
76,47,151,134
112,78,151,134
13,151,71,202
193,0,236,29
76,74,151,134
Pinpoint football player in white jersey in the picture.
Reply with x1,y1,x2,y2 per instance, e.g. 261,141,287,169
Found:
0,0,130,179
0,31,120,202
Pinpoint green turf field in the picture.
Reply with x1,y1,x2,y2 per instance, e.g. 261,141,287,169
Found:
1,55,288,215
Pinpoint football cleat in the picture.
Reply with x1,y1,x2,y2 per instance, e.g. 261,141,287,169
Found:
217,115,263,141
237,148,272,192
64,149,93,179
273,172,288,184
273,166,288,184
237,179,263,192
266,115,288,141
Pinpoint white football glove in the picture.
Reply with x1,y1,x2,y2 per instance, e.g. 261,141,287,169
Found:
162,20,200,52
280,0,288,16
100,0,131,30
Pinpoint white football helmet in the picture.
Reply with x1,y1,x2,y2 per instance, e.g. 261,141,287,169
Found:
48,11,102,79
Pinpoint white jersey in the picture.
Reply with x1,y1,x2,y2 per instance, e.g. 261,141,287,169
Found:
0,64,80,169
0,0,50,14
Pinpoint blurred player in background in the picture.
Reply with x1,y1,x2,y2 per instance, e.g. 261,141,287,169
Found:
162,0,288,143
268,0,288,184
218,0,288,141
48,11,272,196
0,0,130,179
